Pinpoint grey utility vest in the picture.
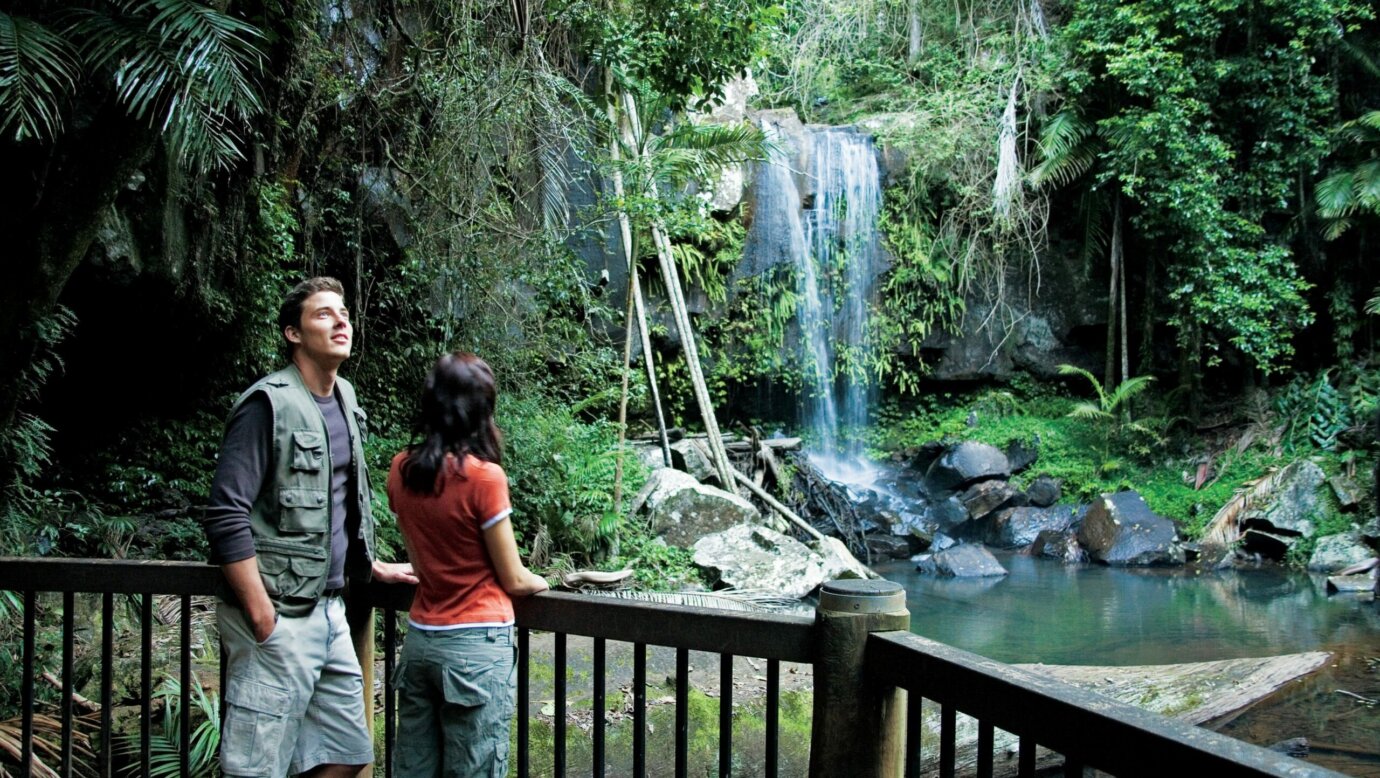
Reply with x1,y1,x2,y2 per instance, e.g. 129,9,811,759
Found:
229,364,376,617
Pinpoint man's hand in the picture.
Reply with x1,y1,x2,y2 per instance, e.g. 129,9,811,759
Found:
372,560,419,585
222,557,278,643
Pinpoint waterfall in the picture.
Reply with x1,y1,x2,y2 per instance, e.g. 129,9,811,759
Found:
745,123,885,481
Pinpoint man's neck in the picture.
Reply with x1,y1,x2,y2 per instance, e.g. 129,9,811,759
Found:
293,353,341,398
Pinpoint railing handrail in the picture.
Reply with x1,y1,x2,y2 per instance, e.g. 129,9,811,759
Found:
866,631,1349,777
0,558,817,663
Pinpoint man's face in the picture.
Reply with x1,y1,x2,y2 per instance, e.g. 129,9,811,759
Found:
286,290,352,366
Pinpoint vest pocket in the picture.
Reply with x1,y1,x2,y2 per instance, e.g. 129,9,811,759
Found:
255,538,327,617
278,488,329,533
290,430,325,471
351,406,368,441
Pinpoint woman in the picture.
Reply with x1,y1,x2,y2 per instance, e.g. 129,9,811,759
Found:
387,352,549,777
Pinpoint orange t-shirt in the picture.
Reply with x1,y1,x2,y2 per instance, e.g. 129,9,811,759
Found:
387,452,514,628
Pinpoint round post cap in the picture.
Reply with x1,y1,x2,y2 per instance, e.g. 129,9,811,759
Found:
818,579,906,613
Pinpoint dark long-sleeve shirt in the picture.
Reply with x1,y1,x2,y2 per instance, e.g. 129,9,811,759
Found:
204,391,351,588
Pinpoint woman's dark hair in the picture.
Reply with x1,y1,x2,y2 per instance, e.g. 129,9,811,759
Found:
400,352,503,494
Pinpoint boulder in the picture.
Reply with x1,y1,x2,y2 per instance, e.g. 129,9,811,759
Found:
1031,530,1086,563
1241,460,1327,539
1329,476,1364,511
914,544,1008,577
691,524,845,599
960,480,1024,521
1005,438,1039,474
811,536,873,580
1077,491,1185,566
1325,574,1377,596
988,505,1080,549
634,469,760,547
1307,531,1377,573
1361,517,1380,549
669,439,716,484
929,495,971,530
1025,475,1061,508
866,533,915,560
925,441,1010,493
930,532,958,552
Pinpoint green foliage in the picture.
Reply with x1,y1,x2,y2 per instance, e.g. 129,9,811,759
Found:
551,0,777,110
501,395,648,565
119,674,220,777
1317,110,1380,239
2,0,265,170
1058,364,1158,473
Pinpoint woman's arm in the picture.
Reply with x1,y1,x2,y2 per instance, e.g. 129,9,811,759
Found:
483,517,550,596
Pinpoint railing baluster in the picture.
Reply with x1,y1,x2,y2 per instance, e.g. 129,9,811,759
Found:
719,652,732,778
554,632,567,777
384,608,396,778
976,720,994,778
1018,735,1035,776
905,689,922,778
62,591,74,778
140,594,153,777
939,703,955,778
633,642,646,777
593,637,606,778
180,595,191,778
21,590,35,776
766,658,779,778
101,591,114,777
518,627,530,778
675,648,688,778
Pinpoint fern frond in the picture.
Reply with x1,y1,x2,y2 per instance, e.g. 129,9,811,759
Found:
0,12,80,142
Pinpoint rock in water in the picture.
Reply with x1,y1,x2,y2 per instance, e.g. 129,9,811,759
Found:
987,505,1079,549
959,480,1024,522
1078,491,1184,566
1307,531,1377,573
1031,530,1086,563
915,544,1008,577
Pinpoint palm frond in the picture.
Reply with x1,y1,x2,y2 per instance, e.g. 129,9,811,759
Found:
1067,402,1111,420
0,12,80,142
1107,375,1155,409
1057,363,1109,407
71,0,264,172
1366,284,1380,316
1316,169,1357,220
648,120,772,187
1200,464,1294,547
1031,110,1095,188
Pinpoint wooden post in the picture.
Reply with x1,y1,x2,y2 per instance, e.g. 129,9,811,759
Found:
809,580,909,778
346,596,375,741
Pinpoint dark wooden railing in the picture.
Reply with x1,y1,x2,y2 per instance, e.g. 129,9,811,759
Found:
0,558,1349,778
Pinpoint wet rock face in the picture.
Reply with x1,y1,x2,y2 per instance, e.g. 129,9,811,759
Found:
914,543,1009,577
960,480,1025,521
1077,491,1185,566
1243,460,1327,540
925,442,1011,493
692,524,848,599
633,469,760,548
1025,475,1061,508
1031,530,1086,563
1308,531,1378,573
987,505,1080,549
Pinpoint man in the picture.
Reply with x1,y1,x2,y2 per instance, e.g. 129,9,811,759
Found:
204,277,417,777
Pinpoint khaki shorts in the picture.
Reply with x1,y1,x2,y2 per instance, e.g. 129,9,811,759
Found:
218,596,374,777
393,626,516,777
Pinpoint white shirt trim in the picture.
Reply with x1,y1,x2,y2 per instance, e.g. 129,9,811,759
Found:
408,618,514,631
480,507,512,530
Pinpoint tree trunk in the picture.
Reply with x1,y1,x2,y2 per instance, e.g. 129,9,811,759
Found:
1118,197,1130,420
907,0,923,66
606,79,671,469
1103,196,1122,394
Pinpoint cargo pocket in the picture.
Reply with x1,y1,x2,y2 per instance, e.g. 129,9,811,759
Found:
221,678,291,776
351,406,369,442
441,663,495,708
277,487,329,533
290,430,324,472
256,538,327,617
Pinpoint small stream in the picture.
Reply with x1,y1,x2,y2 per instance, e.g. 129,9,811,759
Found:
875,555,1380,775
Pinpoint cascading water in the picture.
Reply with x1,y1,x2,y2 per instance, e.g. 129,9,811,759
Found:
746,122,886,483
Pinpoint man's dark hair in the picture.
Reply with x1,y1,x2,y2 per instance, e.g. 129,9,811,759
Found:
278,276,346,355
